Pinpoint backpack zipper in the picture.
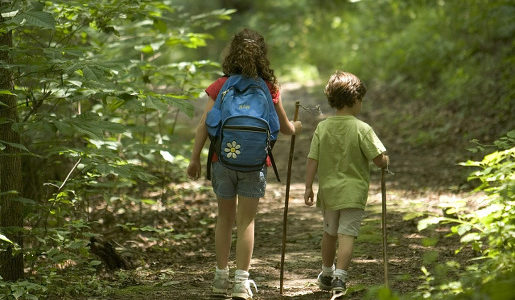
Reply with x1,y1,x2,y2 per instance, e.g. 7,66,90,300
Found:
221,87,232,101
223,125,267,132
221,85,264,103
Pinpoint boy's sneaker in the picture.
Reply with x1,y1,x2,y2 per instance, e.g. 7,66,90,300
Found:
232,279,257,300
317,271,333,291
331,277,347,299
212,274,231,297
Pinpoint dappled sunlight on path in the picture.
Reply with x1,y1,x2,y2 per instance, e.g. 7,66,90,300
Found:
171,181,478,299
160,83,483,299
110,175,482,299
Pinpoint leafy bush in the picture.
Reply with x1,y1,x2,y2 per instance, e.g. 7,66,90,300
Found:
416,130,515,299
0,0,232,297
193,0,514,147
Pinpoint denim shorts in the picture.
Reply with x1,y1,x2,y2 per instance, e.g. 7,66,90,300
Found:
211,162,267,199
323,208,365,237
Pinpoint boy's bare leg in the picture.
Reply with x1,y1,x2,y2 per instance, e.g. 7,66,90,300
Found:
336,234,355,270
322,232,338,267
235,196,259,271
215,197,236,269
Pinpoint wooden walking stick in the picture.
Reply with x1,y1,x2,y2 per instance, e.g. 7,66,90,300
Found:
381,168,389,287
279,101,300,295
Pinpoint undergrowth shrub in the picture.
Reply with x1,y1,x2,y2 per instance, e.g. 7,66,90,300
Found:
415,130,515,299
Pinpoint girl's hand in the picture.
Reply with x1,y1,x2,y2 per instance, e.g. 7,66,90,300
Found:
292,120,302,135
304,187,314,206
187,159,201,180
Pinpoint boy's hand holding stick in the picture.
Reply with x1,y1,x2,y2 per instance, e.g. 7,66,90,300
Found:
279,101,300,295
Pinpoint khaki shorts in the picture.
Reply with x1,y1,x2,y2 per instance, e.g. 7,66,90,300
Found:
323,208,365,237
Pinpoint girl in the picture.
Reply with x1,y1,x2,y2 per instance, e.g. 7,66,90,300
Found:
187,28,301,299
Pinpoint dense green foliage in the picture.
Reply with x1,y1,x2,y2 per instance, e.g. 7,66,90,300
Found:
416,131,514,299
187,0,514,147
0,0,513,299
1,0,230,298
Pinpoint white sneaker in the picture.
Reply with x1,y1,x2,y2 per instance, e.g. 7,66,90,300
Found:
212,273,231,297
317,271,333,291
232,279,257,299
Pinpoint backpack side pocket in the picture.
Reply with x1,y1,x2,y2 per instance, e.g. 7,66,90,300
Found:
206,107,222,137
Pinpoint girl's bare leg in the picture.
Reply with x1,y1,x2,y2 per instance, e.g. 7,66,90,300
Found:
235,196,259,271
215,197,236,269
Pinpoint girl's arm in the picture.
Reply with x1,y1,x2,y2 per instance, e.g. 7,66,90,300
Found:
274,96,302,135
304,158,318,206
187,99,215,180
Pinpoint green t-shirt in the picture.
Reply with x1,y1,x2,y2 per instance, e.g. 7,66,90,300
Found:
307,115,386,210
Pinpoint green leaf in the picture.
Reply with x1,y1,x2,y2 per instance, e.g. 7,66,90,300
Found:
167,97,194,117
0,140,29,152
417,216,444,231
81,66,100,82
139,45,154,54
141,199,157,205
0,90,15,95
0,234,13,244
61,113,126,139
460,232,481,243
13,197,37,205
456,224,472,236
403,211,425,221
12,10,55,29
145,96,168,111
30,1,45,11
0,190,19,197
1,10,19,18
90,260,102,266
160,150,175,163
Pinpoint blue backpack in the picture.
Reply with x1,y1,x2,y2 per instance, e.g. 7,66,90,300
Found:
205,75,281,181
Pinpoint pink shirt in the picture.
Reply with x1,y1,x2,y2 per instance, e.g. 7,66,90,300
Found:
205,76,280,103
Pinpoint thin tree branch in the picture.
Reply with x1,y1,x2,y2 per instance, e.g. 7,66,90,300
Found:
58,157,82,191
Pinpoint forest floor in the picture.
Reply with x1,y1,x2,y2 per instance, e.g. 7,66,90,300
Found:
117,181,477,300
94,83,483,300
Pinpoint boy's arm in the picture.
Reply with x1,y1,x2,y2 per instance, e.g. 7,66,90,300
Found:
373,152,389,169
304,158,318,206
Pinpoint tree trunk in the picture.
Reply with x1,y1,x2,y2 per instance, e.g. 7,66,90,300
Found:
0,9,24,281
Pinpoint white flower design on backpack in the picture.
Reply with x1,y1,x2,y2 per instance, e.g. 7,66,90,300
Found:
224,141,241,159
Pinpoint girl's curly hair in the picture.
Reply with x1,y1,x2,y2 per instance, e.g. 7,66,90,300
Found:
222,28,278,95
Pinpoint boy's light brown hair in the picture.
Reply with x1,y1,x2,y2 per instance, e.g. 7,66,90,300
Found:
324,71,367,109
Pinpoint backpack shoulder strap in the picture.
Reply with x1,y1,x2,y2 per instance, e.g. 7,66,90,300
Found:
206,141,214,180
206,75,236,180
268,148,281,182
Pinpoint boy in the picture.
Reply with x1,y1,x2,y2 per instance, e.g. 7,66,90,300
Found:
304,71,389,296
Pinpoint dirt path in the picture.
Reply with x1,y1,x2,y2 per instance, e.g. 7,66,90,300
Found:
105,178,477,300
103,84,479,299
